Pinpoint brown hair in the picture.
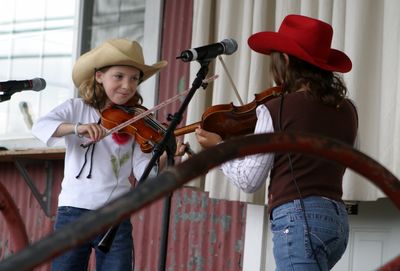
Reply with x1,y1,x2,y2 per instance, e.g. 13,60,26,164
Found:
78,67,143,109
270,52,348,107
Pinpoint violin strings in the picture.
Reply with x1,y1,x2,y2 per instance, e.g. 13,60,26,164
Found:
133,107,166,133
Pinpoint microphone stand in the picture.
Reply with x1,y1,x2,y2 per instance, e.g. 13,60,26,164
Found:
97,60,212,271
0,94,11,102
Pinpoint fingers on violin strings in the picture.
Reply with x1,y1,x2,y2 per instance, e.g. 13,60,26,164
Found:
175,140,190,157
175,140,184,156
183,142,194,157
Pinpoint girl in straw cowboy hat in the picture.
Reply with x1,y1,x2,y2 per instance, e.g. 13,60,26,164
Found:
32,39,186,271
195,14,358,270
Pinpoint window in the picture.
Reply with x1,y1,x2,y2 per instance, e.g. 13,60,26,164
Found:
0,0,161,150
0,0,77,149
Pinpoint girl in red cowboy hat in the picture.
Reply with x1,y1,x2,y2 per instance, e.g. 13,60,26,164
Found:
32,39,187,271
195,14,358,270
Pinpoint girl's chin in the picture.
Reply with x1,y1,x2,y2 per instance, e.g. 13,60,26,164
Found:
112,98,131,105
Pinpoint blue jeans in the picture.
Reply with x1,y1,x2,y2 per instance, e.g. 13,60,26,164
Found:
51,206,134,271
270,196,349,271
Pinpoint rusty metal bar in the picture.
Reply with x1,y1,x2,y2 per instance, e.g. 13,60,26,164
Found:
0,132,399,271
379,255,400,271
13,160,54,217
0,181,29,253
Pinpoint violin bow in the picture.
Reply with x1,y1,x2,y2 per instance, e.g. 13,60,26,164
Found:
217,55,244,105
81,75,219,148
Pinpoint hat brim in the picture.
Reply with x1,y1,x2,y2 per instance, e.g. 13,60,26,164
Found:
72,42,167,88
248,32,352,73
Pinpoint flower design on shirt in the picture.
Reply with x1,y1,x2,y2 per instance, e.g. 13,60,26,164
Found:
110,151,131,179
112,132,131,145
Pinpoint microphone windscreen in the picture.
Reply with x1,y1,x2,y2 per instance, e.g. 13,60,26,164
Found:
32,78,46,91
222,38,238,55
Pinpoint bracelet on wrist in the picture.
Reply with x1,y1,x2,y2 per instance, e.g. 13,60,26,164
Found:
74,122,83,138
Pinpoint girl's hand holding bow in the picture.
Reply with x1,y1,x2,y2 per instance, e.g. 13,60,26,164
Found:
75,123,107,142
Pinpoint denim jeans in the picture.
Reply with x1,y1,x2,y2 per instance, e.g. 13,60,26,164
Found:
270,196,349,271
51,206,134,271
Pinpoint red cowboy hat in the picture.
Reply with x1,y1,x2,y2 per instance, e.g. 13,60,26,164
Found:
248,14,352,73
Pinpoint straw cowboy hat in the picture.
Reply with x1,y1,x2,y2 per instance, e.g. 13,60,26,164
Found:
72,39,168,88
248,14,352,73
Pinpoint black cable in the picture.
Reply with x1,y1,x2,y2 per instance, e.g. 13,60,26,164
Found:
278,94,323,271
287,154,323,271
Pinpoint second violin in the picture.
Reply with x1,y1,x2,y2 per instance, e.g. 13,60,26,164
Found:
176,86,283,139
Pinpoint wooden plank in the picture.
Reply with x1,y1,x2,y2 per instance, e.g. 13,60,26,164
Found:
0,148,65,162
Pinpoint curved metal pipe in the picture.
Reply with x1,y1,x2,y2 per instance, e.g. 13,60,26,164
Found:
0,132,399,271
0,181,29,254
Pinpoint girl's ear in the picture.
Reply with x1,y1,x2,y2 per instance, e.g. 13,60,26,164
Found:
283,53,290,67
95,71,103,84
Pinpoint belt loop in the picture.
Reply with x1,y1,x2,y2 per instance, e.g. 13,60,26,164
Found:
293,199,301,210
331,199,340,215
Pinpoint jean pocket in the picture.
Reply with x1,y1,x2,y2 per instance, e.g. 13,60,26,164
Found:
271,212,292,233
56,206,76,216
54,207,87,230
303,213,345,260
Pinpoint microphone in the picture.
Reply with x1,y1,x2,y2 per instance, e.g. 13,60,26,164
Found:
0,78,46,93
177,38,238,62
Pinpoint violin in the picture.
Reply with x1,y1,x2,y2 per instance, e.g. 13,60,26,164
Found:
101,104,188,153
99,86,282,152
175,86,283,139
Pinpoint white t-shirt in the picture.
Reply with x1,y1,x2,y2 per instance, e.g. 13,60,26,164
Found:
32,98,157,210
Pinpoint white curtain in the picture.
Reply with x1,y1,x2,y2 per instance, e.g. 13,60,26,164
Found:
184,0,400,204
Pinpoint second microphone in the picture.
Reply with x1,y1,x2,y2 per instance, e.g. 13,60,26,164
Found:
177,38,238,62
